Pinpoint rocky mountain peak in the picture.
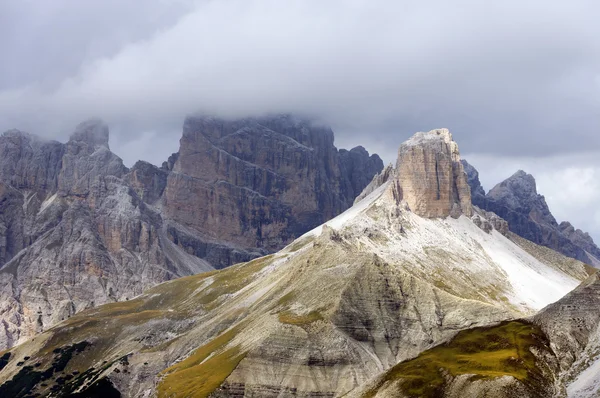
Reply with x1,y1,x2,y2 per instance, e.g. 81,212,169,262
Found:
489,169,539,201
393,128,472,218
463,160,600,266
68,119,110,150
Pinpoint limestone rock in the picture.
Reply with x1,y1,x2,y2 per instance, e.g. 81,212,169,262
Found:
461,158,486,198
163,114,383,259
0,115,382,349
354,163,395,204
339,146,385,199
462,161,600,266
0,136,588,397
472,207,509,235
394,128,472,218
127,160,168,205
0,123,213,349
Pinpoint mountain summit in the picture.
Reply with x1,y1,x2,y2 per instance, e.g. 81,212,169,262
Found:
394,128,472,218
463,159,600,266
0,128,590,397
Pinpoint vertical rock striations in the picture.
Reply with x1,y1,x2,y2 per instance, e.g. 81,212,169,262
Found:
0,120,214,349
162,114,383,260
0,115,382,349
393,128,472,218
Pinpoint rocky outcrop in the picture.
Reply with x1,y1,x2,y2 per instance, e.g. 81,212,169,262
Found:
354,163,395,204
0,121,212,349
393,128,472,218
461,158,486,198
471,208,509,235
0,115,381,349
162,114,383,257
340,146,385,199
462,160,600,266
355,271,600,398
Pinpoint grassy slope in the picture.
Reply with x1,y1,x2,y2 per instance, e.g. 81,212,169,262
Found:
157,325,246,398
363,320,552,398
0,254,279,398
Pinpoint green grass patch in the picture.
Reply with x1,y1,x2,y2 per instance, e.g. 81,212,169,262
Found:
157,325,245,398
364,320,550,398
278,310,323,326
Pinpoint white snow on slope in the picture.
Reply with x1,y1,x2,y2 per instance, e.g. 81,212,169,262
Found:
446,216,579,311
568,357,600,398
303,181,581,314
303,181,391,238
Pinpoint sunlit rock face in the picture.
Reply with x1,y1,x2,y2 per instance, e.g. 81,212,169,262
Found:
163,114,383,256
393,128,472,219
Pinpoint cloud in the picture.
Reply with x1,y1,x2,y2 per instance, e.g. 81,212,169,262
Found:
0,0,598,239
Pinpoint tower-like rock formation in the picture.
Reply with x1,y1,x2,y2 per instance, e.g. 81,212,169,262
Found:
162,114,383,257
393,128,472,218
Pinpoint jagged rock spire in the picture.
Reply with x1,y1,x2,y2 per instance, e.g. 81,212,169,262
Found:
393,128,472,218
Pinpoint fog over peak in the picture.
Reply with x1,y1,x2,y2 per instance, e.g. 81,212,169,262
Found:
1,0,599,240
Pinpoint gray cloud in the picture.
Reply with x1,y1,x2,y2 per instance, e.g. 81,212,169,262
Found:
0,0,599,239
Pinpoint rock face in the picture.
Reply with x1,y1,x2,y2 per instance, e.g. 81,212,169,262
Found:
0,121,213,349
533,273,600,397
462,159,600,266
393,128,472,218
471,209,509,235
357,272,600,398
0,130,589,398
162,115,383,257
0,115,382,349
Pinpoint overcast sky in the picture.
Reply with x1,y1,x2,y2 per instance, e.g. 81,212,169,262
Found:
1,0,598,240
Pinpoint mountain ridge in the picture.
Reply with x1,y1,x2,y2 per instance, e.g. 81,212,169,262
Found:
462,159,600,267
0,128,591,397
0,115,382,350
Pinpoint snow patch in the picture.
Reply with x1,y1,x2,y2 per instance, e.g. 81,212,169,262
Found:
38,193,58,214
303,181,390,237
568,357,600,397
446,216,580,311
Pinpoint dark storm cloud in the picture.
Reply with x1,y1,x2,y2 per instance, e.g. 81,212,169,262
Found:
0,0,599,238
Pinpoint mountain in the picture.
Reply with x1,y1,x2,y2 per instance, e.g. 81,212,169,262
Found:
0,128,590,397
161,114,383,261
0,120,213,351
0,115,382,350
356,272,600,398
462,160,600,267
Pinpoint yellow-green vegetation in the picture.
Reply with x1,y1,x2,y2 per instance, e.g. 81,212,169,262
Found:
157,326,245,398
277,291,296,307
285,236,315,252
197,255,274,310
364,321,550,398
278,310,323,325
42,271,220,355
